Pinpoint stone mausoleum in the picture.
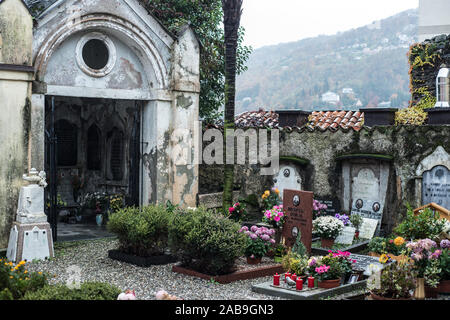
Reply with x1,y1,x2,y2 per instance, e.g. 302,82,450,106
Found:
0,0,200,247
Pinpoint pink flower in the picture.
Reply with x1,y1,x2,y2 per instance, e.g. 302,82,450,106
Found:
274,215,280,222
251,225,258,233
229,207,235,213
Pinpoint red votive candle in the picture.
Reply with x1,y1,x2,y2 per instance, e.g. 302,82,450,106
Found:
296,278,303,291
273,273,280,286
308,276,315,288
284,273,291,283
291,273,297,282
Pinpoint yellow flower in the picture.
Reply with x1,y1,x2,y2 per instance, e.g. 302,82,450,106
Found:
394,237,405,246
379,254,389,264
9,276,13,279
38,272,42,275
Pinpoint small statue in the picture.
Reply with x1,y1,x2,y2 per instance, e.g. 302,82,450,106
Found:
22,168,47,188
286,276,296,287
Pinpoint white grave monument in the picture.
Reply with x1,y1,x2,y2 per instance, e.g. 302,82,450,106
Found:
6,169,54,262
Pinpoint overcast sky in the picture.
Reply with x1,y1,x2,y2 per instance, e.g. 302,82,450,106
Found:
241,0,419,49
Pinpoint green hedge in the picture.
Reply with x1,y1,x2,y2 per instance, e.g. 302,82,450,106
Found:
22,282,121,300
107,205,174,256
168,207,246,275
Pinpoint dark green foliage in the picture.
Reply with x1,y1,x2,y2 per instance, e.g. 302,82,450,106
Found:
244,238,268,259
141,0,251,122
439,249,450,281
291,231,307,257
0,260,48,300
22,282,121,300
168,207,246,275
107,205,174,256
394,207,446,241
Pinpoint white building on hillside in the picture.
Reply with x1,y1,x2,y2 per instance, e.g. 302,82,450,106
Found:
321,91,340,104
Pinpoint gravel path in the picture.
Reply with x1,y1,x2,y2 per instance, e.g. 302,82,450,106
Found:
27,238,283,300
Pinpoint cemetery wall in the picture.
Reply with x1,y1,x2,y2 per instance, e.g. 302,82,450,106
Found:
199,125,450,234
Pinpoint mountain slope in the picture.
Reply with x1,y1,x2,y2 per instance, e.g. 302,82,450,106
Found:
236,9,418,113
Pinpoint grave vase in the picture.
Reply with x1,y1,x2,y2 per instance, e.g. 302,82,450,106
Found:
274,228,283,244
414,278,425,300
96,214,103,227
321,238,335,248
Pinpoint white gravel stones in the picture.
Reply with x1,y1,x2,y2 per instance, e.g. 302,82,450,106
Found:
26,239,282,300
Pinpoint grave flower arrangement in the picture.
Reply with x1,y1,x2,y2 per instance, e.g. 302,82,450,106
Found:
239,226,275,263
261,188,281,211
327,250,356,277
349,213,363,234
313,216,344,248
228,202,247,222
335,214,350,226
312,199,328,219
309,253,344,288
369,261,417,300
368,236,407,257
406,238,443,288
394,207,446,241
281,251,309,277
262,205,285,229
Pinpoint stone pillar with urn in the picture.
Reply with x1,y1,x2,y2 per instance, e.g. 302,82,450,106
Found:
6,168,54,263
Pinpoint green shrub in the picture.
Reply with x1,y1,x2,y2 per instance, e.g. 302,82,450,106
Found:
22,282,121,300
394,207,446,241
0,259,47,300
107,204,174,256
168,207,246,275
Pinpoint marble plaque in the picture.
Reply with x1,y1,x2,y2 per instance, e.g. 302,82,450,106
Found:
282,189,313,252
22,226,51,262
358,218,379,240
273,166,302,200
352,168,380,201
422,165,450,210
335,226,356,245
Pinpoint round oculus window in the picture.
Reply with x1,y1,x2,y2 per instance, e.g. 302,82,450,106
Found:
76,33,116,77
82,39,109,70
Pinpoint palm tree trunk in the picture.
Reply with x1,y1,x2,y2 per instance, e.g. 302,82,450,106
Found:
222,0,243,213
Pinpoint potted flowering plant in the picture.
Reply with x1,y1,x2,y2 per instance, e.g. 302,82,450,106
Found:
438,240,450,294
327,250,357,283
335,213,350,226
312,200,327,219
308,253,343,289
349,213,363,238
262,205,285,244
406,238,443,299
239,226,275,264
261,188,281,211
312,216,344,248
368,261,417,300
281,251,309,279
228,202,247,222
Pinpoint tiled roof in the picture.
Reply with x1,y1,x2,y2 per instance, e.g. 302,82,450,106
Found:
234,110,279,128
306,110,364,131
205,109,365,132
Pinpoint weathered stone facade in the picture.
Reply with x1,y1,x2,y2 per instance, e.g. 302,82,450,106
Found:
200,125,450,235
0,0,200,248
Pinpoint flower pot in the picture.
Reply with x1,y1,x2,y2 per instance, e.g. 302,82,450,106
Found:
438,280,450,294
265,250,275,258
321,238,335,248
414,278,425,300
246,256,262,265
318,278,341,289
96,214,103,226
425,285,439,299
370,292,412,300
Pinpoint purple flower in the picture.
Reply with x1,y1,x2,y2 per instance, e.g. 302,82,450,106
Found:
440,239,450,249
250,225,258,233
260,234,270,241
239,226,249,233
249,233,257,240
